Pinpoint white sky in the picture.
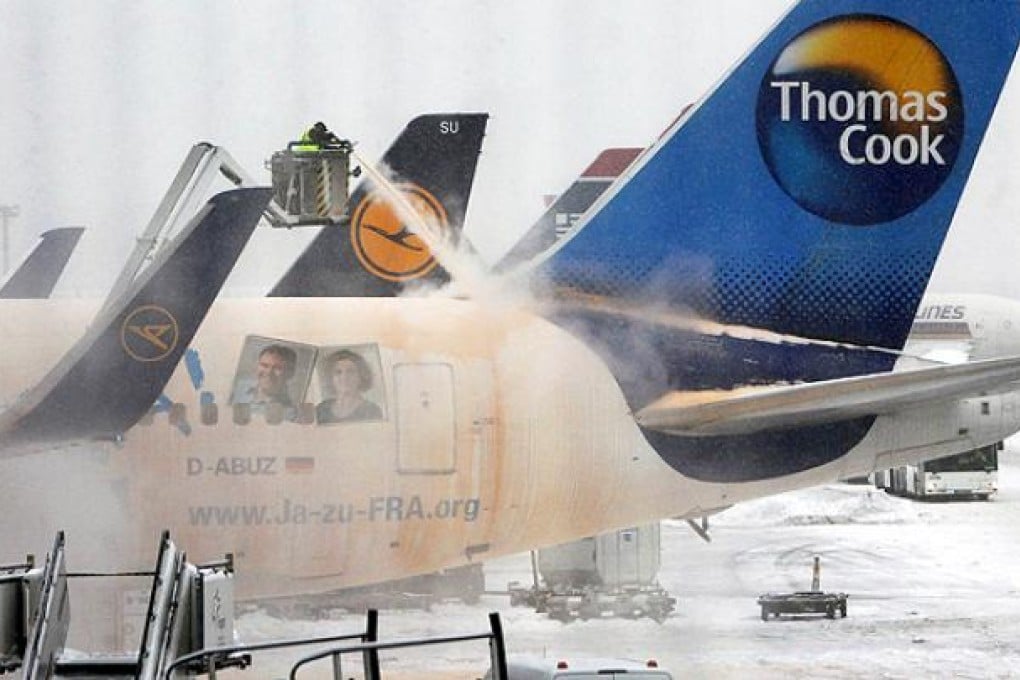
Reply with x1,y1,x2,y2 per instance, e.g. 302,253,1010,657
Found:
0,0,1018,297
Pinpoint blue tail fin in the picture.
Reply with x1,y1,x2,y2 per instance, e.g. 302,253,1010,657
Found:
269,113,488,297
534,1,1020,484
538,0,1020,354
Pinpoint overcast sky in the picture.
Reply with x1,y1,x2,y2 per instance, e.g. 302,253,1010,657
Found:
1,0,1018,297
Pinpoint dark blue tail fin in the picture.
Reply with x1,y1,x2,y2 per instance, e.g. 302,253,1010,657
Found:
0,189,270,449
0,227,83,299
269,113,488,297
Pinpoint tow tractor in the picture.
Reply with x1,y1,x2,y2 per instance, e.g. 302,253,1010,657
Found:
757,556,848,621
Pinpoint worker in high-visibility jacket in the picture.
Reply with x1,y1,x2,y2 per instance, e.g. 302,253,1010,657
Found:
295,121,344,152
292,124,320,153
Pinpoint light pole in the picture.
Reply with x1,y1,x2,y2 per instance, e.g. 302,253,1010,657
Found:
0,204,20,275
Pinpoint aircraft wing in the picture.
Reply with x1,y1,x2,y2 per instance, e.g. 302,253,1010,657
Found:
0,227,84,299
635,356,1020,437
906,341,973,365
0,188,271,450
902,317,975,365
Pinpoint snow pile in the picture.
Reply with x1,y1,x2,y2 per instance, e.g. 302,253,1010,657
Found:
713,483,925,527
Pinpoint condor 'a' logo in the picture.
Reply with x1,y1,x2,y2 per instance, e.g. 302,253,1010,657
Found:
350,184,449,282
756,15,963,225
121,305,179,362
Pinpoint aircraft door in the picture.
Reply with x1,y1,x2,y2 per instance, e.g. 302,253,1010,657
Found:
970,396,1001,445
395,362,456,474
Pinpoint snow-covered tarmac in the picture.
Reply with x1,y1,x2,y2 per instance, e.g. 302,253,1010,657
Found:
235,446,1020,679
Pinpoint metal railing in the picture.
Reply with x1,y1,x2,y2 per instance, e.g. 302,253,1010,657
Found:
162,609,378,679
288,611,507,680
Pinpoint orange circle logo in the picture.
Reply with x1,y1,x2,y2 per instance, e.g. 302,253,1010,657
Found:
120,305,180,362
350,184,448,281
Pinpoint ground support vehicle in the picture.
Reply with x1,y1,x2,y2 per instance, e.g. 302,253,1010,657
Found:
487,655,673,679
507,524,676,623
757,591,848,621
758,556,848,621
876,444,1000,500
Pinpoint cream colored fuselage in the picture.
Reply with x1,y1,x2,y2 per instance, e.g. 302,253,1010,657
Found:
1,297,1016,599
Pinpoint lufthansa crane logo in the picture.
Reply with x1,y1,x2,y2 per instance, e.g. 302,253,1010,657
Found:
756,15,962,225
120,305,180,362
350,183,449,282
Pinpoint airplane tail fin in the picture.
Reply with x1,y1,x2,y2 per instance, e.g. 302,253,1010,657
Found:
532,1,1020,483
0,227,84,299
494,148,643,274
538,0,1020,359
269,113,488,297
0,188,271,449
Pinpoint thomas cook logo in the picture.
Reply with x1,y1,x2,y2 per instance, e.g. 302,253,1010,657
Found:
350,184,448,281
756,15,963,225
120,305,179,362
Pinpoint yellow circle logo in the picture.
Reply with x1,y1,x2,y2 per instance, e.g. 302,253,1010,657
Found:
350,184,448,282
120,305,179,362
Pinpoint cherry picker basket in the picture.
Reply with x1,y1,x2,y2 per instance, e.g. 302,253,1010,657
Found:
269,140,357,224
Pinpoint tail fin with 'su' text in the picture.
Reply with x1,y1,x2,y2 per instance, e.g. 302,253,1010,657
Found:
270,114,488,297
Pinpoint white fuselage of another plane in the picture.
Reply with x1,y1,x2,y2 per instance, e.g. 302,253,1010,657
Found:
2,296,1018,599
907,294,1020,363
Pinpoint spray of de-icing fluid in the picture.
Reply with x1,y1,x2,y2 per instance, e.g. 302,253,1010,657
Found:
352,150,523,305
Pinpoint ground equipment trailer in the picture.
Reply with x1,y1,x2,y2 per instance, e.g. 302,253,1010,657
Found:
757,556,848,621
757,591,848,621
507,524,676,623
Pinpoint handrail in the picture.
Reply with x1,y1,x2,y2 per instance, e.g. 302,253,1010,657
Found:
162,609,377,679
289,612,507,680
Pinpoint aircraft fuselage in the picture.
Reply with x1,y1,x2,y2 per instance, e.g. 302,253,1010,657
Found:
1,297,1017,598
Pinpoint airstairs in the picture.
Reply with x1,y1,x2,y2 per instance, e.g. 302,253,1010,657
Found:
0,531,238,678
1,533,509,679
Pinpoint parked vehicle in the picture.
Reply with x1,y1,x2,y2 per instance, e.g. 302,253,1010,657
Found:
487,655,673,680
875,444,999,500
507,524,675,622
